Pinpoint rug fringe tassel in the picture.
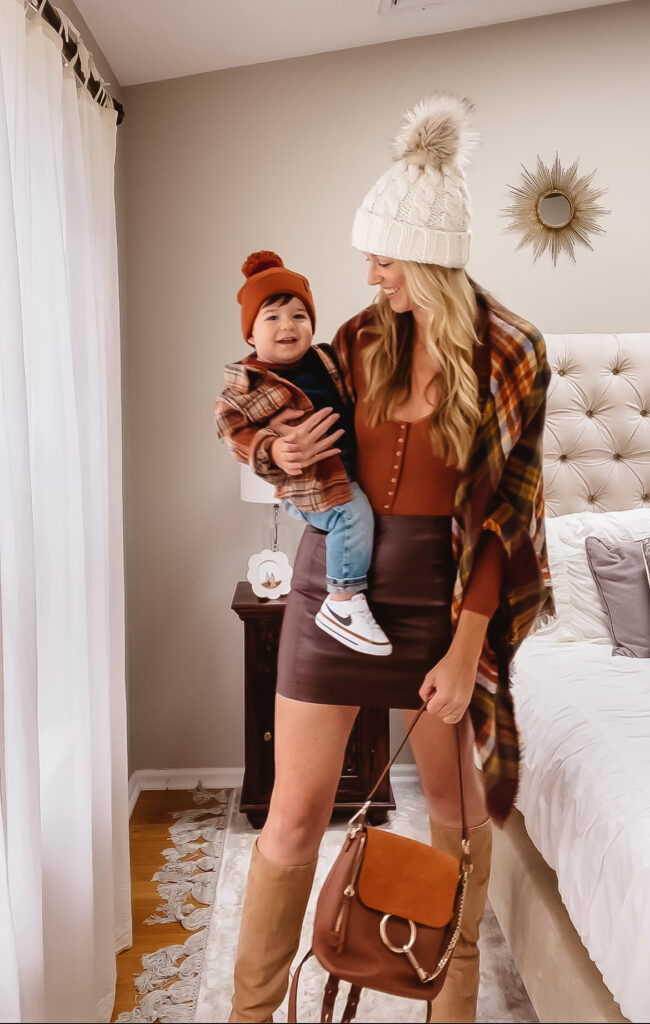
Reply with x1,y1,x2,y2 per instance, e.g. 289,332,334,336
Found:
117,784,232,1023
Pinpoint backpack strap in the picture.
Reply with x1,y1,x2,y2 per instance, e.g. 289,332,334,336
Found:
289,950,431,1023
321,974,340,1022
341,983,362,1023
287,949,312,1024
288,958,351,1024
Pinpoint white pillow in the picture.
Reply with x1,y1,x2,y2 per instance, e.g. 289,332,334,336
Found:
541,508,650,642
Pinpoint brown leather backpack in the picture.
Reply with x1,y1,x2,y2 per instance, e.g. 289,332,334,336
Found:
288,704,471,1023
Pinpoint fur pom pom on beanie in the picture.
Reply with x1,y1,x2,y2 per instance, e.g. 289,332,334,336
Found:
237,250,316,340
351,92,478,267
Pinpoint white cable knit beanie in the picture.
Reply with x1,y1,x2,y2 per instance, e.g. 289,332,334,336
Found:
351,92,478,267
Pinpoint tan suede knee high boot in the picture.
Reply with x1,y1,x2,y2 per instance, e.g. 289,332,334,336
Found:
229,841,317,1024
428,818,492,1024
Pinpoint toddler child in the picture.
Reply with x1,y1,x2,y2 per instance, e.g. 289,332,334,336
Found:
214,250,391,656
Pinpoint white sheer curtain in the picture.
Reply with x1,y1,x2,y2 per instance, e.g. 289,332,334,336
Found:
0,1,131,1020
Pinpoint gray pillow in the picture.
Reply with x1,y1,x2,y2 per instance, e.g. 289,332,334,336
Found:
585,536,650,657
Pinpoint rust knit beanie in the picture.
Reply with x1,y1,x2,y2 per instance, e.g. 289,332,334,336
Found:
237,251,316,341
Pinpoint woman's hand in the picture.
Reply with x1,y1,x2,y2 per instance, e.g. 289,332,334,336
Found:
419,608,490,724
419,648,477,725
269,407,344,477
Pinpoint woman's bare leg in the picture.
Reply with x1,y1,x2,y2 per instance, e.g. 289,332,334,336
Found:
230,695,360,1022
403,707,486,827
259,694,360,864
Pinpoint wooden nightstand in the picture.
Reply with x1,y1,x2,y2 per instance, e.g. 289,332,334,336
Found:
232,581,396,829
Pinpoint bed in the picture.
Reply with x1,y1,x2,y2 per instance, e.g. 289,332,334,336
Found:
487,333,650,1024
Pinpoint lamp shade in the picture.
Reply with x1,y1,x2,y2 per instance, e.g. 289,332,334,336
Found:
240,464,277,505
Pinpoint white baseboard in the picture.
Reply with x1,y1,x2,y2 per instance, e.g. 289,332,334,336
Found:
128,764,419,816
389,764,419,782
128,775,141,817
128,767,245,817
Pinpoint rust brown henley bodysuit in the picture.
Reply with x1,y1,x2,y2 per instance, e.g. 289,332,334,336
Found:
353,351,503,619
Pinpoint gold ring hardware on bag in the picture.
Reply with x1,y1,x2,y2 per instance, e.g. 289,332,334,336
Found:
380,915,435,983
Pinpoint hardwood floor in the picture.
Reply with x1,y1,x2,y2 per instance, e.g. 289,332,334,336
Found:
111,788,222,1022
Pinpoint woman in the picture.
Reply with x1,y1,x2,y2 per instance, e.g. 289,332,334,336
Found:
229,93,553,1024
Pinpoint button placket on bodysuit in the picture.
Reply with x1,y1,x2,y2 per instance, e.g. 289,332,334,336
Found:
383,422,407,511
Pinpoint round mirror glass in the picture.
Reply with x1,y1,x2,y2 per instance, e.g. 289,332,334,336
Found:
537,191,573,228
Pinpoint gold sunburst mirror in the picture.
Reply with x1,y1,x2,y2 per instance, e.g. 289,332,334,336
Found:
503,153,610,265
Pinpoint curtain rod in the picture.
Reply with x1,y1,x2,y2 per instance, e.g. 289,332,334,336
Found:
25,0,125,125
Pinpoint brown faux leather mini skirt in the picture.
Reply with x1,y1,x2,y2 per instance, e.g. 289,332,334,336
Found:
276,515,455,709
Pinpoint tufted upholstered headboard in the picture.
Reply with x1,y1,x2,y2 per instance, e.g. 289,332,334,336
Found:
542,334,650,517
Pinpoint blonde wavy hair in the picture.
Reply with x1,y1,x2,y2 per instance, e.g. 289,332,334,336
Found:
360,263,481,469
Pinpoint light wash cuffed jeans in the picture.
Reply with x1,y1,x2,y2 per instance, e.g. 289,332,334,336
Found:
284,482,374,594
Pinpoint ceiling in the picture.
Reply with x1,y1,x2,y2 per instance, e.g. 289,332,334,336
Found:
73,0,633,88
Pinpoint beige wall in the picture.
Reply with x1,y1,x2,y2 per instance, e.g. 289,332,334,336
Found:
122,1,650,773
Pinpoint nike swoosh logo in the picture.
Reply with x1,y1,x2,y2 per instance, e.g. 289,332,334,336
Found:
325,603,352,626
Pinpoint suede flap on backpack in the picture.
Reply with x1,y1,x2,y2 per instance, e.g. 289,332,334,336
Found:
357,827,459,928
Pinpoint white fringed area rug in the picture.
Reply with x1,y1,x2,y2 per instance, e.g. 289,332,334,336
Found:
195,781,538,1023
118,785,233,1023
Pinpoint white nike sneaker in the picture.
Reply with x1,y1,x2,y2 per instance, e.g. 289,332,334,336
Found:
315,593,392,656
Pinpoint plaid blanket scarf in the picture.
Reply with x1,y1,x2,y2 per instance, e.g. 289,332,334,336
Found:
454,287,554,821
334,287,554,823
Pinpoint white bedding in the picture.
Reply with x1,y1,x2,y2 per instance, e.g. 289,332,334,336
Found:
512,636,650,1023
